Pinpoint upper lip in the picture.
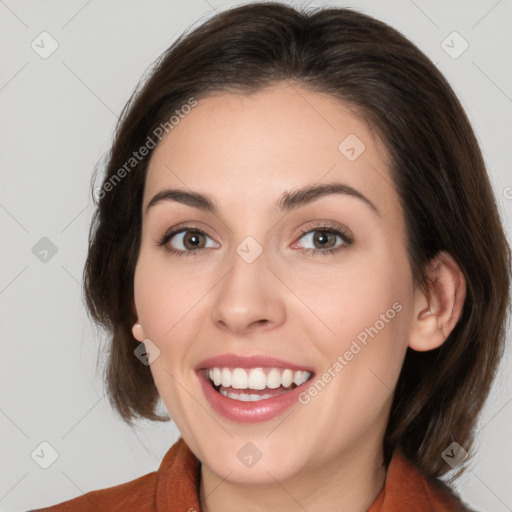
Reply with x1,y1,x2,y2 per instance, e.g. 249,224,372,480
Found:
195,354,315,373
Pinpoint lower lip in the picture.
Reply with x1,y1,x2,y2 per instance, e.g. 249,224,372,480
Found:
198,372,310,423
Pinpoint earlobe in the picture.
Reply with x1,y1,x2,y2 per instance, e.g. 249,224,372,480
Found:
132,321,145,342
408,251,466,352
131,299,145,341
418,308,432,320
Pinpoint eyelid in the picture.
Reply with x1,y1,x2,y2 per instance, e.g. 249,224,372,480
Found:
159,222,217,242
293,221,354,244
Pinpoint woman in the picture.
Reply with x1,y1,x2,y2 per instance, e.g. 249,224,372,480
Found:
33,2,510,511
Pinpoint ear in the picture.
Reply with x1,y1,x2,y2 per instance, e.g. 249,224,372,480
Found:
132,321,145,342
408,251,466,352
131,299,145,342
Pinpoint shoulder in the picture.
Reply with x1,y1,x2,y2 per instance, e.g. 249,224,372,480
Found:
422,472,480,512
370,449,479,512
29,437,199,512
428,476,479,512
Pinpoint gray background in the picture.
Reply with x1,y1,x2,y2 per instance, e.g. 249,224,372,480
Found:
1,1,511,510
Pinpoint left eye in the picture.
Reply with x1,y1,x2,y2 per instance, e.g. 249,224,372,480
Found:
294,228,348,252
166,229,218,252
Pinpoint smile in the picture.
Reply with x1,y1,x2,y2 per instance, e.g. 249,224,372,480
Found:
195,354,315,423
207,367,312,401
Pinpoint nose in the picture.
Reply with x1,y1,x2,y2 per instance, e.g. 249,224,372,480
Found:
210,245,286,336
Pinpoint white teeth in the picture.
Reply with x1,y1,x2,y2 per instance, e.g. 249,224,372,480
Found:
231,368,248,389
212,368,222,386
266,368,282,389
248,368,266,390
207,367,312,390
293,370,310,386
281,369,294,388
220,389,276,401
221,368,231,387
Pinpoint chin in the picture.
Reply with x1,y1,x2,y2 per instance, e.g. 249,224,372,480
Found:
195,434,311,485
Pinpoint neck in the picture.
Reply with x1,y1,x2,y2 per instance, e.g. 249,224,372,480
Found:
199,440,387,512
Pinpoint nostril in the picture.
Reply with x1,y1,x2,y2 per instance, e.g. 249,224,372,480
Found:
250,319,269,329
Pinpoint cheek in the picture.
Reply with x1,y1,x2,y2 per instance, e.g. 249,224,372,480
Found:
133,249,213,340
294,267,412,450
286,249,412,349
288,249,413,413
133,251,207,434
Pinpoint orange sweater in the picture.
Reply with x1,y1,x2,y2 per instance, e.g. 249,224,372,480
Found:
31,437,475,511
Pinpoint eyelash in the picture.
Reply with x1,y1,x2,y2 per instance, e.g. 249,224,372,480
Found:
157,222,354,257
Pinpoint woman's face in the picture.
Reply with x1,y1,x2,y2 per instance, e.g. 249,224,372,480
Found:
133,83,418,483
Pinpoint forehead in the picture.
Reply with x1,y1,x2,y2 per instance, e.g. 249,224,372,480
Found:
143,84,397,218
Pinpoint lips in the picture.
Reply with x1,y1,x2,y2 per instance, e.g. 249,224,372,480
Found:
195,354,314,423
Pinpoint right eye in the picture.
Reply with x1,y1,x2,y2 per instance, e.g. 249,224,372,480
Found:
158,227,219,256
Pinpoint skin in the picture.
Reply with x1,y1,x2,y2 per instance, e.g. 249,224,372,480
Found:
131,83,466,512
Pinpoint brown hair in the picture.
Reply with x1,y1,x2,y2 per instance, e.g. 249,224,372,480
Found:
83,2,511,479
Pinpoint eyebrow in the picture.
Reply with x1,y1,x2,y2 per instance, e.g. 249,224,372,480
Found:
145,182,379,216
